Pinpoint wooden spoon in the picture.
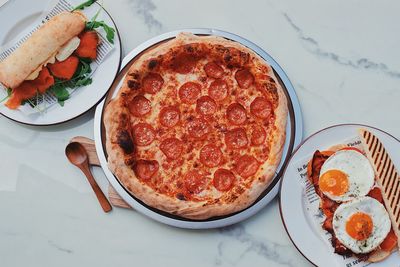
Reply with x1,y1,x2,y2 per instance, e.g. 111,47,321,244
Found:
65,142,112,212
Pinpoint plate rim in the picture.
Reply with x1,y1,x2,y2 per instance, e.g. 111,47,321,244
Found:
94,28,303,229
278,123,400,266
0,1,122,126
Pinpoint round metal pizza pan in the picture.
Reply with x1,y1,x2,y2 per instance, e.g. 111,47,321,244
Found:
94,28,303,229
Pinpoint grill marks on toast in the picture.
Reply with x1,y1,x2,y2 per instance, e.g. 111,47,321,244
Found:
359,129,400,233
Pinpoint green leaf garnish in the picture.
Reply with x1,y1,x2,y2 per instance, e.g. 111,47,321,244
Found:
51,84,70,102
0,88,12,103
85,3,115,43
86,20,115,43
72,0,96,11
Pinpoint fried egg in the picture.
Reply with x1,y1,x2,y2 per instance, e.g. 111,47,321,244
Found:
333,196,391,254
319,149,374,202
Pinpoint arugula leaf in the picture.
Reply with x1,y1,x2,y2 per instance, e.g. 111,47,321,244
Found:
86,21,115,43
85,4,115,43
0,88,12,103
52,84,70,101
72,0,96,11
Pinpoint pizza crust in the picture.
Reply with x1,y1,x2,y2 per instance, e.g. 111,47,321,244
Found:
104,33,288,219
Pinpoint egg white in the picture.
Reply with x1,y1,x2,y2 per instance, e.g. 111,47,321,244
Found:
333,196,391,254
319,150,374,202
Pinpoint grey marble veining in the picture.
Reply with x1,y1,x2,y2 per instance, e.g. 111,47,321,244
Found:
217,225,299,267
283,13,400,79
129,0,163,32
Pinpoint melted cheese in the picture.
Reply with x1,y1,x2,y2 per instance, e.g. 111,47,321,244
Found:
56,36,80,62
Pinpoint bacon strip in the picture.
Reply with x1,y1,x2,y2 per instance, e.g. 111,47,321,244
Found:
308,150,331,197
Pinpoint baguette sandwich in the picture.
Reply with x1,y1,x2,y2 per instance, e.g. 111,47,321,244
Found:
0,11,100,109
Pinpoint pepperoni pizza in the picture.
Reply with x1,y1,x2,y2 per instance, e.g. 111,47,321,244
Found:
104,33,288,219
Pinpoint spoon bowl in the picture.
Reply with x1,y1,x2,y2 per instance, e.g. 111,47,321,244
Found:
66,142,89,166
65,142,112,212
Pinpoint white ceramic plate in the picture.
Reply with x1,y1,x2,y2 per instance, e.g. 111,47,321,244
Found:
0,0,121,125
94,29,303,229
279,124,400,267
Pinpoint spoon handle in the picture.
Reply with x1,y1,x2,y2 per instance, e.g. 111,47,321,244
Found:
81,165,112,213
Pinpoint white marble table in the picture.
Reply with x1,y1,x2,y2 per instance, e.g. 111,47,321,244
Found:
1,0,399,266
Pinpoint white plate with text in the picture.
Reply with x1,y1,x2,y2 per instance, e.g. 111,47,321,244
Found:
279,124,400,267
0,0,121,125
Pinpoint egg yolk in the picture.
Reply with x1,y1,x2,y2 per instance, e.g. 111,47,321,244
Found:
319,169,349,196
346,212,373,240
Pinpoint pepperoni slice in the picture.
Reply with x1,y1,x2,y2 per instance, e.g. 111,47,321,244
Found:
208,79,228,101
134,160,159,181
196,96,217,117
204,62,224,78
142,73,164,94
226,103,247,125
213,169,236,192
225,128,248,149
128,95,151,117
186,118,211,139
179,82,201,104
251,125,266,145
160,138,184,160
132,123,155,146
235,69,254,88
250,97,272,119
199,144,222,167
159,106,180,127
184,170,207,194
234,155,259,178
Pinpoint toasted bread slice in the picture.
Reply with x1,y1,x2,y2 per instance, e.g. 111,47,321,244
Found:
359,128,400,255
368,246,398,262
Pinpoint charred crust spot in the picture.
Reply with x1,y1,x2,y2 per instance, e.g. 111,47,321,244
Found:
148,59,158,69
221,48,250,68
268,77,275,83
176,193,186,200
124,157,136,167
226,194,238,202
265,82,279,102
258,82,279,105
236,187,245,195
128,72,140,79
127,80,140,90
240,52,249,61
117,130,135,154
224,55,232,63
119,113,129,123
185,45,194,53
